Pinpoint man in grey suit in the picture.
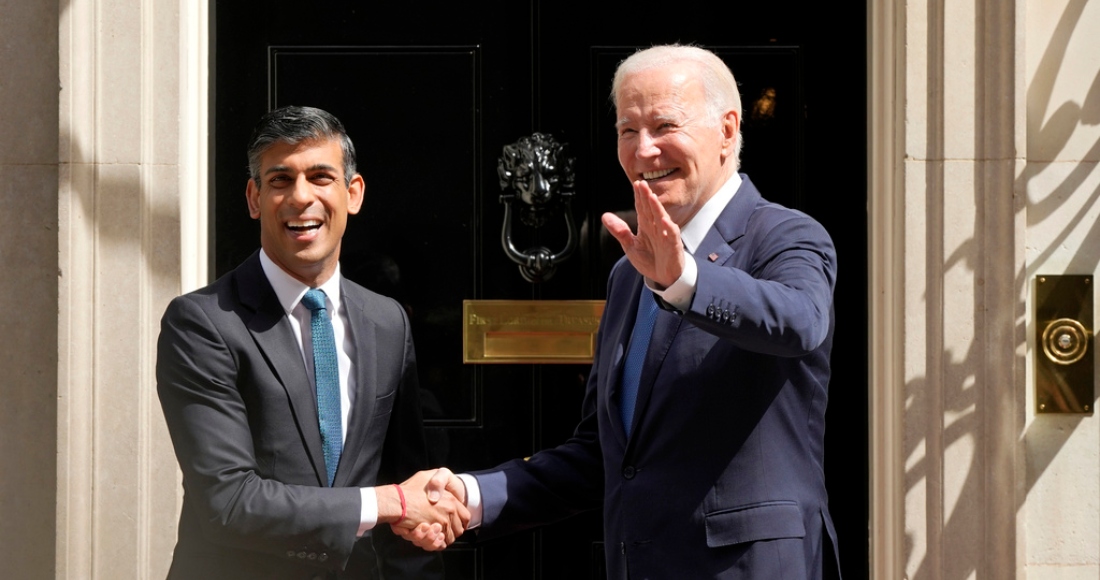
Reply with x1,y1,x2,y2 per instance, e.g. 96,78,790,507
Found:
405,45,841,578
157,106,468,579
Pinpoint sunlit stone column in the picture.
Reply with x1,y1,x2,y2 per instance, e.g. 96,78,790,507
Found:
55,0,206,578
872,0,1027,578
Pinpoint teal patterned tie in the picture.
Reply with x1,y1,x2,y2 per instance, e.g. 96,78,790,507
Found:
302,289,342,486
621,286,658,435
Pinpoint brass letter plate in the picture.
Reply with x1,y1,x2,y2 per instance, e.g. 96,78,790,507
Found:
1035,275,1094,413
463,300,605,364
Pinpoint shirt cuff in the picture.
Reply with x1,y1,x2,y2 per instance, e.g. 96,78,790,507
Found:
648,250,697,312
358,487,378,537
457,473,483,529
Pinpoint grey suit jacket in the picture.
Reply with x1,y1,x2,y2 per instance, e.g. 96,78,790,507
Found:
157,251,439,579
474,175,840,579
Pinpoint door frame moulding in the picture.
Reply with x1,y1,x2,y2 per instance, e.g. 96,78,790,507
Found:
868,0,905,577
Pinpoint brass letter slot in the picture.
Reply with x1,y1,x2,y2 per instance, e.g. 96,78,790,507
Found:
463,300,604,364
1035,275,1093,413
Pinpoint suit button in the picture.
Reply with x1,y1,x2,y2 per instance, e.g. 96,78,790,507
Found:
297,551,307,559
318,553,329,562
706,304,715,316
622,466,636,479
286,550,296,558
308,552,317,560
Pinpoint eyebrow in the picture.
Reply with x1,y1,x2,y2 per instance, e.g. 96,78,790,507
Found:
615,112,681,129
263,163,340,176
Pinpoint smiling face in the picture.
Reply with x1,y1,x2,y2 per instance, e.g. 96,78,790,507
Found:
246,138,364,286
615,64,739,226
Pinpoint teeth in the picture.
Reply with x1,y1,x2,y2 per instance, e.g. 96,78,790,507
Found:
287,220,321,230
643,168,674,180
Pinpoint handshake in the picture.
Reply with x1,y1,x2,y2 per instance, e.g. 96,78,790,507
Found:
380,468,470,551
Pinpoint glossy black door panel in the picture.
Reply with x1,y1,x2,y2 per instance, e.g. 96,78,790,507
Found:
213,2,867,577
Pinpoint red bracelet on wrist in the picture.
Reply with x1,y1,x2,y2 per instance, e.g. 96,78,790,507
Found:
393,484,406,524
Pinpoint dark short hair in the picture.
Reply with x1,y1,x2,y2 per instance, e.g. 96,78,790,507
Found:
246,106,358,187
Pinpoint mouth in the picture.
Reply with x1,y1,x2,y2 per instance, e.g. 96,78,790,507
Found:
642,168,676,181
286,219,322,233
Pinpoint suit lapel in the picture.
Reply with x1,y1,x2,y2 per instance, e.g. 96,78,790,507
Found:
333,281,379,487
237,253,328,486
699,174,759,261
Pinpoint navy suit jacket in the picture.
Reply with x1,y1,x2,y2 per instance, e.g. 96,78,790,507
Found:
157,251,440,579
474,176,840,579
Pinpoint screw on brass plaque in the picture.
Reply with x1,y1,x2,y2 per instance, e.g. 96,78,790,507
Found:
1035,275,1094,413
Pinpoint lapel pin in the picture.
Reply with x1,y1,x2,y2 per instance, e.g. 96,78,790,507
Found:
708,252,719,262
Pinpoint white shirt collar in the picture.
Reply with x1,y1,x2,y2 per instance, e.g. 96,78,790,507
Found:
679,172,742,254
258,249,343,314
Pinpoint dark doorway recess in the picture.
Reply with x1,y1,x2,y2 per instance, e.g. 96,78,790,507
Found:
213,2,868,578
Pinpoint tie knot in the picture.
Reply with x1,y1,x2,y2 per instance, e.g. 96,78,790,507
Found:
301,288,327,312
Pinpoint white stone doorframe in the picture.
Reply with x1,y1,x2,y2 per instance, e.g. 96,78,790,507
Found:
869,1,1026,579
869,0,905,577
56,0,207,578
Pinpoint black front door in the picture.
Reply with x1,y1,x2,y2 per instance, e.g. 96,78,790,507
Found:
213,2,867,578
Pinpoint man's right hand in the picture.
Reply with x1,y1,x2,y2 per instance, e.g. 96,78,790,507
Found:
389,468,468,550
384,468,469,550
601,179,686,288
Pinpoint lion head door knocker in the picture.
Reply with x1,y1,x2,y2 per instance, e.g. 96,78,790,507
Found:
497,132,578,283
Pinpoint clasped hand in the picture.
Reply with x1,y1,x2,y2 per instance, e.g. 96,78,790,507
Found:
388,468,469,551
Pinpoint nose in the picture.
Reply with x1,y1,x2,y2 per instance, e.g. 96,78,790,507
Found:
636,130,660,158
287,175,315,207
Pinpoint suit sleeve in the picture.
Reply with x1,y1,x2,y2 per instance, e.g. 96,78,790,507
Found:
686,211,837,357
156,295,361,569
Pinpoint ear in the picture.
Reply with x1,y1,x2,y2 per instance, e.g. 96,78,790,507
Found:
346,173,366,215
246,178,261,219
720,110,739,159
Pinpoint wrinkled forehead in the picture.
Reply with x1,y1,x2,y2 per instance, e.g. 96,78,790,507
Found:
615,69,705,121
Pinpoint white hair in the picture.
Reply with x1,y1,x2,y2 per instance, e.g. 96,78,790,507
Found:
612,44,743,166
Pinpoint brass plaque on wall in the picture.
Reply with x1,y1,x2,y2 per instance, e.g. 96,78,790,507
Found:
463,300,605,364
1035,275,1094,413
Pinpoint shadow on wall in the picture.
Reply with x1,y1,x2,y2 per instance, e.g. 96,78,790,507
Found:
904,0,1100,578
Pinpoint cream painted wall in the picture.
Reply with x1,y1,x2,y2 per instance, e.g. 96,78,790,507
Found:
0,0,60,577
880,0,1100,577
1024,0,1100,578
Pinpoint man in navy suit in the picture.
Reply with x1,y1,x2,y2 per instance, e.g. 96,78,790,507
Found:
156,106,468,579
408,45,840,578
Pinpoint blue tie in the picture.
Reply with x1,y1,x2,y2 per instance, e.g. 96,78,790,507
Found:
621,286,658,435
302,289,342,487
